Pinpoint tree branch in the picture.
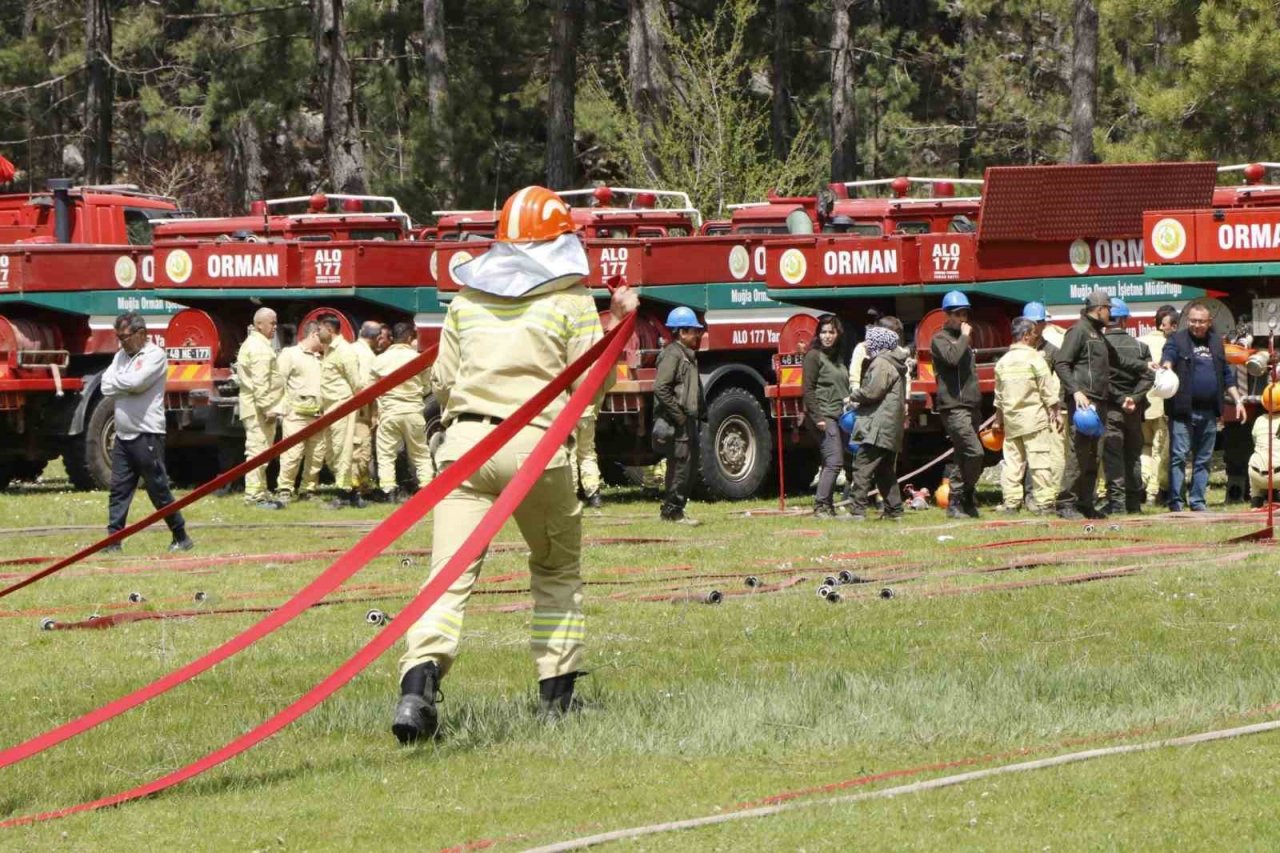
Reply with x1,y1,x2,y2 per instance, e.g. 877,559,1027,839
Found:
0,66,85,99
162,2,308,21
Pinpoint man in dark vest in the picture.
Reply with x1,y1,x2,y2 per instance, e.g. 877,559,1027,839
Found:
1101,298,1153,515
930,290,984,518
1160,302,1246,511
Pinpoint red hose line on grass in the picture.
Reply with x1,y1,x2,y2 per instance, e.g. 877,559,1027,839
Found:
0,313,633,826
0,319,629,782
0,345,439,600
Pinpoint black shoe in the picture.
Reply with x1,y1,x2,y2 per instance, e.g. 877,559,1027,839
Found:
661,512,701,527
350,491,368,509
1081,506,1108,520
1252,496,1266,509
169,535,194,553
538,671,583,717
367,489,391,504
101,541,123,554
247,499,284,510
1058,506,1085,520
945,505,966,519
813,503,837,520
390,487,413,504
585,492,603,510
392,662,440,744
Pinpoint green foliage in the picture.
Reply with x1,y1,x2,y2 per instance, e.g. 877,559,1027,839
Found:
583,0,829,215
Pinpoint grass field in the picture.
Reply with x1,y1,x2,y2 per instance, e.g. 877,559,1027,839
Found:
1,462,1279,851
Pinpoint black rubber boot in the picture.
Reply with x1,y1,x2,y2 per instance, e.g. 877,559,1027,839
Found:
538,671,582,717
392,662,440,744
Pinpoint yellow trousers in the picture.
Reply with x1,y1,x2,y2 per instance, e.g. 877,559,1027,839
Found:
321,403,356,490
376,411,433,492
572,417,601,497
277,412,324,497
241,410,276,502
352,413,373,491
1001,427,1059,510
400,420,583,682
1141,417,1169,499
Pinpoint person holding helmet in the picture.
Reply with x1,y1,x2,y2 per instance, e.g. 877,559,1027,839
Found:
803,314,851,519
993,317,1061,513
1140,305,1178,504
1101,298,1154,515
1160,301,1246,511
392,185,638,743
931,290,984,518
1053,289,1154,519
653,306,707,525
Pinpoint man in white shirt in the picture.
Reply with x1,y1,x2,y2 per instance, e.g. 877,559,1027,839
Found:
100,312,194,553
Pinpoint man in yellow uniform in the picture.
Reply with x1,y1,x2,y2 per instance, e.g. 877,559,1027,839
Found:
1140,305,1177,505
352,321,381,497
393,185,637,743
235,307,285,509
316,314,366,508
371,321,433,501
275,322,326,504
573,409,603,509
994,317,1061,513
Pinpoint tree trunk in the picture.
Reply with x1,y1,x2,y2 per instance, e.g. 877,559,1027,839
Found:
1069,0,1098,164
545,0,584,189
770,0,792,159
84,0,113,184
422,0,454,204
225,115,264,215
628,0,672,176
312,0,368,194
829,0,857,181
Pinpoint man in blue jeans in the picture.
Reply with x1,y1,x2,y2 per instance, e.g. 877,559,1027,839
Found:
1160,303,1246,511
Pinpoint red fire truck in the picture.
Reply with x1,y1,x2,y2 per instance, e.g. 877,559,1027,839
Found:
763,162,1223,479
1140,162,1280,501
0,180,186,490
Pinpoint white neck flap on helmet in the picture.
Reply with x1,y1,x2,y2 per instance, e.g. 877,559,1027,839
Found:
453,233,590,298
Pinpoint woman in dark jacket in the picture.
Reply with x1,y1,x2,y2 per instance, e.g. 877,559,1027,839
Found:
802,314,851,518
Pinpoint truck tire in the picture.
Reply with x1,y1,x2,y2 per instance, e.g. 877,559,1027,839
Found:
64,397,115,491
698,386,772,500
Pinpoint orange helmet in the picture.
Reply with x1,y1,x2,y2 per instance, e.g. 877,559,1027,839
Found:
496,186,575,243
979,426,1004,452
935,478,951,509
1263,383,1280,414
1225,342,1250,365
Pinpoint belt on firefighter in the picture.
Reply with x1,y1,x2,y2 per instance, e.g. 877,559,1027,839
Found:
0,313,636,828
453,412,506,427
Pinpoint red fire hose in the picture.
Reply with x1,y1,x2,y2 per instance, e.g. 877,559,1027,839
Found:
0,313,633,826
0,344,443,600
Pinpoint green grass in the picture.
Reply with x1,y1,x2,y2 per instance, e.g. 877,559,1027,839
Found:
1,462,1279,850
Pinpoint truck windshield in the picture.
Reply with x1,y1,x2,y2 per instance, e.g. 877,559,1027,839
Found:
124,207,172,245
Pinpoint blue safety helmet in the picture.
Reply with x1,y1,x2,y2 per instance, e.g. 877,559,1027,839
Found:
1109,297,1130,319
847,437,861,454
665,306,705,330
941,290,971,312
838,409,857,435
1022,301,1048,322
1072,406,1105,438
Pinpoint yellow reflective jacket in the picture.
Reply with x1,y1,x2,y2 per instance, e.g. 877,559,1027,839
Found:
235,329,283,419
994,343,1058,438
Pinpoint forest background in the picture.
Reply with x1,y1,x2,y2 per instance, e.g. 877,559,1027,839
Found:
0,0,1272,223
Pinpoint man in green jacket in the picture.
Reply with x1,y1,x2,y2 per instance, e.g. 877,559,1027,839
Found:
653,306,706,525
931,290,984,518
846,318,909,520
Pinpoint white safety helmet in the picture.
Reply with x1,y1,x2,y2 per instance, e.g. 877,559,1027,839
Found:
1150,368,1179,399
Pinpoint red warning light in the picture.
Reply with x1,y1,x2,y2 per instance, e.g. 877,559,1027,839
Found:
890,177,910,197
933,181,955,198
308,193,328,213
249,200,266,216
341,197,364,212
592,186,614,206
1243,163,1266,185
634,191,657,208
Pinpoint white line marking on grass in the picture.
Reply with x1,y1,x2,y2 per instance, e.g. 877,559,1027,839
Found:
522,718,1280,852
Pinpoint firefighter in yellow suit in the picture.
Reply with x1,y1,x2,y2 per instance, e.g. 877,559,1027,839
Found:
274,321,327,503
235,307,285,508
316,314,366,508
372,321,433,500
393,186,638,743
352,321,381,495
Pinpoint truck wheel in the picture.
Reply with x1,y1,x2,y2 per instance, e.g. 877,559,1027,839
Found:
64,397,115,491
698,386,772,500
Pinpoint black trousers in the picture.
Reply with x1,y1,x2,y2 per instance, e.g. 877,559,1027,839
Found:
940,407,984,504
108,433,186,536
1057,400,1111,513
660,421,700,516
848,443,902,517
812,418,845,506
1103,406,1144,512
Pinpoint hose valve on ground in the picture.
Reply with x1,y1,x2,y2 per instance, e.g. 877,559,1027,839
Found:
743,576,760,588
837,570,857,584
817,585,833,599
365,609,389,626
823,575,839,588
127,592,145,603
39,617,57,631
825,591,843,604
193,591,208,603
879,587,895,600
400,557,414,568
